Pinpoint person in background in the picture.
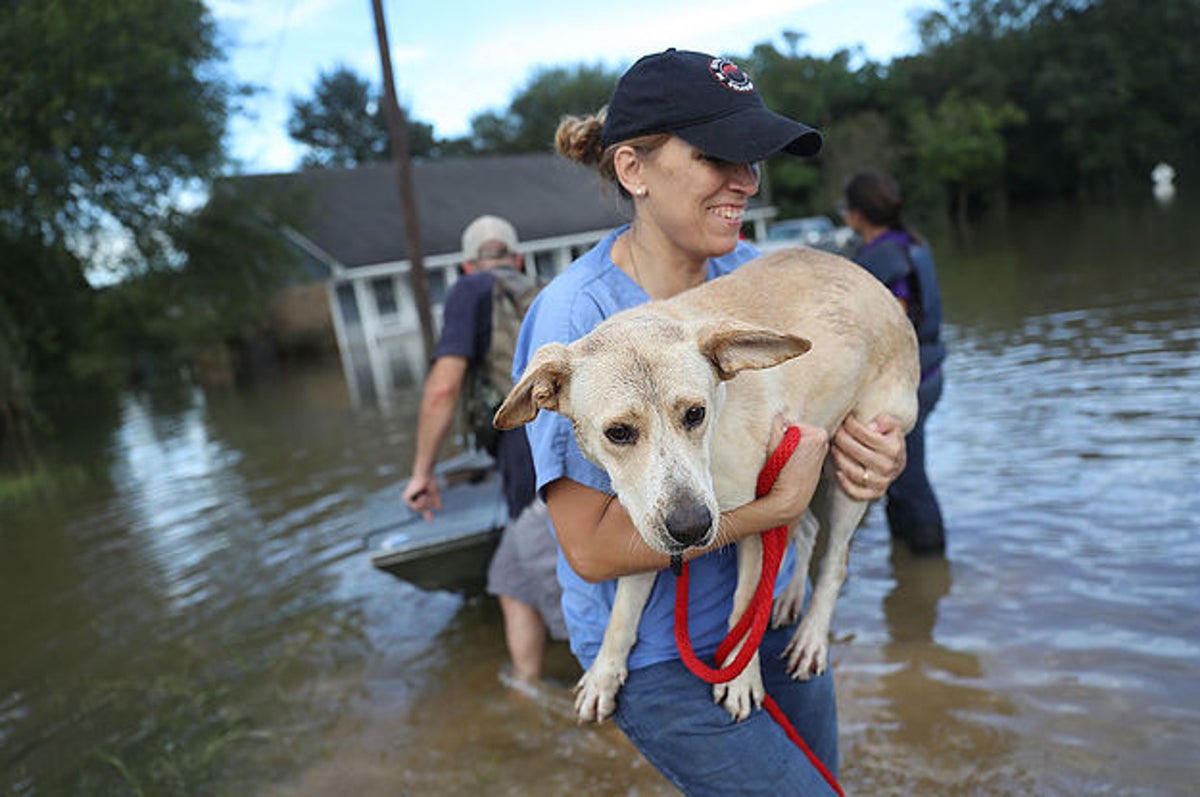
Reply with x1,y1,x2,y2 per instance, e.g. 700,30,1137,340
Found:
513,49,908,794
841,172,948,556
403,215,566,686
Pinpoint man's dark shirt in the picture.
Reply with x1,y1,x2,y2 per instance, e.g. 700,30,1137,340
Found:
433,270,536,518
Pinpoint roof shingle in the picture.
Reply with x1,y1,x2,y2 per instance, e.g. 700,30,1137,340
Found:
234,153,635,268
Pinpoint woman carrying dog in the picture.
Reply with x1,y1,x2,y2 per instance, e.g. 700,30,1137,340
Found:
512,49,906,795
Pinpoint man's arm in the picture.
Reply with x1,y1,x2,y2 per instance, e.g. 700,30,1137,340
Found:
402,355,469,519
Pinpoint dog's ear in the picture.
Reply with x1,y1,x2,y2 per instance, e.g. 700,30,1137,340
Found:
493,342,573,429
696,320,812,381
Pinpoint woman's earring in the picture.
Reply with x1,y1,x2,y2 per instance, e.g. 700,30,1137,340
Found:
636,187,647,197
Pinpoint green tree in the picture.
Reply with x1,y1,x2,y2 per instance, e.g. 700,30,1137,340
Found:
741,40,895,215
171,185,309,351
816,111,902,213
910,93,1026,232
0,0,234,247
746,42,884,134
287,66,438,167
1015,0,1200,195
95,184,309,373
469,64,621,153
908,0,1200,198
0,237,96,462
0,0,239,452
288,66,388,168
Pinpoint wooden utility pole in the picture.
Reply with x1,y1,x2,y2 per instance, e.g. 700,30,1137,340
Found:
370,0,436,361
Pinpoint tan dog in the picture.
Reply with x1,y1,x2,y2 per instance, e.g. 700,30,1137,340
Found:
495,247,919,723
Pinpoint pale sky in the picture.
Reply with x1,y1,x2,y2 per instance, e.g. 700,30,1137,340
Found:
209,0,932,174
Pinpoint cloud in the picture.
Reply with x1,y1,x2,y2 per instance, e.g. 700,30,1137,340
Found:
391,44,426,67
395,0,828,136
208,0,343,38
462,0,826,72
227,99,305,174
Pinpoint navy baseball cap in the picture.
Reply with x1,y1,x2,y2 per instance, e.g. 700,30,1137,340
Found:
600,48,822,163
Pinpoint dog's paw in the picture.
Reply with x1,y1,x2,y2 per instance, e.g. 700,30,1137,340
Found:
572,660,626,723
712,655,764,722
783,619,830,680
771,577,807,628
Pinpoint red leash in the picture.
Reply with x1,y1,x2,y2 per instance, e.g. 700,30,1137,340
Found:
673,426,844,796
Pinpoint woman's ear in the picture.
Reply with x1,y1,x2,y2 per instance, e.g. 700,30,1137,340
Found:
613,145,644,197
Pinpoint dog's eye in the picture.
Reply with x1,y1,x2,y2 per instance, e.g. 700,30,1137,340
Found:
683,406,706,429
604,424,638,445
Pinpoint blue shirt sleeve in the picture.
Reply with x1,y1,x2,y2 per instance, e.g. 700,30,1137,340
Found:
515,255,622,497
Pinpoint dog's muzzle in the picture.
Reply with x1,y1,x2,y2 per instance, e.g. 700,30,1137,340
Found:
664,504,713,550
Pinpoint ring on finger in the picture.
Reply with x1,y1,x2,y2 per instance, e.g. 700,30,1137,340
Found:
861,466,870,484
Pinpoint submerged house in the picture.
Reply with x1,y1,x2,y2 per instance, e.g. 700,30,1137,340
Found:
238,153,780,407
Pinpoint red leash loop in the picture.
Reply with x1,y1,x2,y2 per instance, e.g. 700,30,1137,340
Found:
673,425,844,797
673,425,798,680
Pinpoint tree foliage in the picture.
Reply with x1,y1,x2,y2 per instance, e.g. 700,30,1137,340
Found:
0,0,233,248
288,66,389,168
0,238,95,411
744,42,889,214
812,110,901,212
287,63,620,161
286,66,440,166
0,0,240,449
901,0,1200,198
0,0,301,457
95,185,309,369
469,64,622,154
751,0,1198,215
282,1,1196,216
910,94,1026,230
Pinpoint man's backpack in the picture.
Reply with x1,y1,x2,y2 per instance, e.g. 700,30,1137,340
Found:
468,266,543,453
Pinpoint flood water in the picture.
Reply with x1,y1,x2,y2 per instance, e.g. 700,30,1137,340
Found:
3,194,1199,796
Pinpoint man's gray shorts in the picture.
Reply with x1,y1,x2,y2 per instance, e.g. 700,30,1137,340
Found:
486,498,567,640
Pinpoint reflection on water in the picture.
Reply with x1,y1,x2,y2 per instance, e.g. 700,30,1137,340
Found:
832,195,1200,796
2,195,1199,796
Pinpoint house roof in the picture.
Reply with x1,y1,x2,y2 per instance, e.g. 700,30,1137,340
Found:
233,152,773,269
234,153,637,269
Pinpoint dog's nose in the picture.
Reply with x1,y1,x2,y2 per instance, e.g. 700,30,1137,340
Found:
664,505,712,548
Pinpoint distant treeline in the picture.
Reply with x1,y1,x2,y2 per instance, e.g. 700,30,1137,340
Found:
741,0,1200,221
289,0,1198,223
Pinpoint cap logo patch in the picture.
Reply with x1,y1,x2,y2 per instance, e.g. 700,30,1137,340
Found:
708,57,755,93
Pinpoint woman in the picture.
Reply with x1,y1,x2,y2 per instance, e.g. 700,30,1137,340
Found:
513,50,906,795
842,172,947,556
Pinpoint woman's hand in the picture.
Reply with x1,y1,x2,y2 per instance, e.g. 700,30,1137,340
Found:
756,415,830,526
831,414,907,501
